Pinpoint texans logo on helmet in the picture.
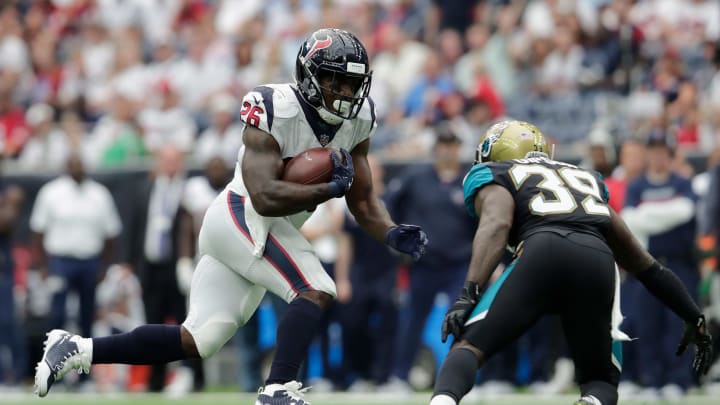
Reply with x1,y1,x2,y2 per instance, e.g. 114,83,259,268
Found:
304,35,333,62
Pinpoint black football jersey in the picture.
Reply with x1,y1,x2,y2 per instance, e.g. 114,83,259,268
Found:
463,157,611,246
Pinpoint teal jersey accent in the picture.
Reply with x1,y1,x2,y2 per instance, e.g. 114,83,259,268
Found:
596,172,610,203
463,164,494,218
465,260,517,325
612,339,623,371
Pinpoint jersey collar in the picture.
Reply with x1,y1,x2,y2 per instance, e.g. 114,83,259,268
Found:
292,87,343,147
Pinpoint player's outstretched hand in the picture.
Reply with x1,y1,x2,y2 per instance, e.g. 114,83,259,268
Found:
442,281,480,343
676,315,713,377
385,224,428,261
328,148,354,197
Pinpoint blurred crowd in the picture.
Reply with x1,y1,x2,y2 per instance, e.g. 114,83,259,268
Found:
0,0,719,170
1,0,720,400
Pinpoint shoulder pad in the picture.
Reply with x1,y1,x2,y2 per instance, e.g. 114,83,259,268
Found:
240,84,300,133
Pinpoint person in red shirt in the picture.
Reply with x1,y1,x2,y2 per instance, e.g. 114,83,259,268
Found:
0,89,30,158
605,138,647,212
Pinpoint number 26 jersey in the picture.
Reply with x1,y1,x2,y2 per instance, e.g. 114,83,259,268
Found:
463,157,611,246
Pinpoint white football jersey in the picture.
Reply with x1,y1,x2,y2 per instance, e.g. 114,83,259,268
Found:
226,83,377,256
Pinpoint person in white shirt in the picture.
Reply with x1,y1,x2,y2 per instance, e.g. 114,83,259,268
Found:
194,93,243,166
18,103,71,172
138,80,197,154
29,153,122,342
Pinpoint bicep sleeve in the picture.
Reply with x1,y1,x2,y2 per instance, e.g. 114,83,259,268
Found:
463,164,494,218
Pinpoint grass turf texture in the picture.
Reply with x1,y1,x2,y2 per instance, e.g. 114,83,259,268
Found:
3,392,719,405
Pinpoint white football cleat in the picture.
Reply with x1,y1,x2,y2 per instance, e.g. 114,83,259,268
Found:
255,380,311,405
34,329,92,397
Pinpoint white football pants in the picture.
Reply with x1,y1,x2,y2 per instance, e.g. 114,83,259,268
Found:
182,189,336,358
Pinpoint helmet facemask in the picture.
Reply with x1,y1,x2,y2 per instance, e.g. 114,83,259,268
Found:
306,65,371,125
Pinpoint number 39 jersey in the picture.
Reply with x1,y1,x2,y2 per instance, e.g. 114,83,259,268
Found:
463,157,611,246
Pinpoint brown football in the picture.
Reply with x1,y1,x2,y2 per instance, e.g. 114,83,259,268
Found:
281,147,336,184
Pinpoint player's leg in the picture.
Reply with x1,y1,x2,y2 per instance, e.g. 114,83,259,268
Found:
559,235,619,405
220,191,337,404
34,252,264,397
431,234,555,405
34,193,264,397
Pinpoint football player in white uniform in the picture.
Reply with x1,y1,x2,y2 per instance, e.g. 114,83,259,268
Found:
34,28,428,405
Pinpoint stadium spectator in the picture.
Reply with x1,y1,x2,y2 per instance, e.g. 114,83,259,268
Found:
0,3,29,101
93,263,145,393
383,126,476,392
84,86,145,169
425,0,481,43
605,137,647,213
123,145,190,393
537,25,585,96
454,23,490,94
194,93,244,167
29,153,121,343
0,178,24,385
17,103,71,172
0,88,29,159
580,126,616,179
403,50,456,120
371,23,429,111
335,155,399,391
137,80,197,154
620,130,699,400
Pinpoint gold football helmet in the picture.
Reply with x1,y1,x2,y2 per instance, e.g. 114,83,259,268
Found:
475,120,549,163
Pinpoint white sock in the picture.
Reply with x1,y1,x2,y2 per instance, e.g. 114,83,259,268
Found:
80,337,93,361
430,394,457,405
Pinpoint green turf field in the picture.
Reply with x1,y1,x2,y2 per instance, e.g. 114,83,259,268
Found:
2,392,719,405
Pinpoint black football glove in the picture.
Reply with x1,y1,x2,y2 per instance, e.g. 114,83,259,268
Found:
328,148,354,198
676,314,713,377
441,281,481,343
385,224,428,261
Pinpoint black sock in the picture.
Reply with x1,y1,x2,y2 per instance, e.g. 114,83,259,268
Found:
580,381,618,405
93,324,185,364
266,298,324,385
433,348,479,402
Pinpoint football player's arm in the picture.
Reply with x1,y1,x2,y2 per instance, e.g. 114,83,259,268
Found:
345,139,395,241
241,126,336,216
607,206,713,375
466,184,515,285
441,184,514,342
607,207,701,322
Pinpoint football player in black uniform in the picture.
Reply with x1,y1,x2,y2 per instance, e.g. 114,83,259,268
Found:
429,121,713,405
